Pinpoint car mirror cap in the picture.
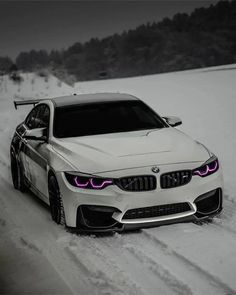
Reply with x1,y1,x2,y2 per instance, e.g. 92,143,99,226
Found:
23,135,47,142
163,116,182,127
23,128,47,141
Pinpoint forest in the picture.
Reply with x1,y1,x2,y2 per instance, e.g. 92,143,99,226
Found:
1,0,236,81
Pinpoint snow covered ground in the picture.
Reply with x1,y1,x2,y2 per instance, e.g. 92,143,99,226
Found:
1,67,236,294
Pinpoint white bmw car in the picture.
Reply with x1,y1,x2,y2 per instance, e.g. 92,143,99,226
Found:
11,93,223,232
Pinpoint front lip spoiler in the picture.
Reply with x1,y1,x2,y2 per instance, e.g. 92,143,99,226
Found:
66,209,222,234
69,188,223,234
66,223,125,234
122,210,222,231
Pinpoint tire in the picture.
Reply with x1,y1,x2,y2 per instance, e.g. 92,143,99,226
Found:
10,152,26,192
48,174,66,226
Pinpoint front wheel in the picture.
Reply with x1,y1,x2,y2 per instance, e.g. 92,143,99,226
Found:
10,152,26,192
48,175,66,226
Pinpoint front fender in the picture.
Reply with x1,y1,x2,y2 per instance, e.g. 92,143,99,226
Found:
48,144,77,173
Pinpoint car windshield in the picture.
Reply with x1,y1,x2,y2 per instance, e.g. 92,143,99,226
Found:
53,100,167,138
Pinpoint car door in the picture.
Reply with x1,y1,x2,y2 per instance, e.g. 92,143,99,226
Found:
24,104,50,200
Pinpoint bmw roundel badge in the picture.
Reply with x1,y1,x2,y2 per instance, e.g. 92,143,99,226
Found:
151,166,160,173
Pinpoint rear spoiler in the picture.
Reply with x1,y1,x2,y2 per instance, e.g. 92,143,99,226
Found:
14,99,40,109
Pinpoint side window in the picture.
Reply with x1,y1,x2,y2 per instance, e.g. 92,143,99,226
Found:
37,105,50,129
25,105,50,130
25,106,40,129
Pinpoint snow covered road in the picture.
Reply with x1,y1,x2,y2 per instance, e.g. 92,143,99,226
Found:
1,67,236,294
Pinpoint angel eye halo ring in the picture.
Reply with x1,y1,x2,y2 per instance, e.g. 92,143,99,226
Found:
192,155,219,177
64,172,113,190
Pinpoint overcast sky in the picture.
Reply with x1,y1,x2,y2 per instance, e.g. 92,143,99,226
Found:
0,1,217,60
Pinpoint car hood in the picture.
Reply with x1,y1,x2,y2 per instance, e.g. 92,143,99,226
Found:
52,128,210,174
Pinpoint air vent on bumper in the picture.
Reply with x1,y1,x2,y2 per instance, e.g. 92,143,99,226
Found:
123,202,192,220
194,188,222,218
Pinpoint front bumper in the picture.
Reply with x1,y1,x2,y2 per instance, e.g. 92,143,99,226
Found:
57,163,223,232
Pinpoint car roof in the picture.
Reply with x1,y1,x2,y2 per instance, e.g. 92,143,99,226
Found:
48,93,139,107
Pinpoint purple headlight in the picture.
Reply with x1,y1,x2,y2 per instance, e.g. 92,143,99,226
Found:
74,177,89,187
65,173,113,189
193,158,219,177
89,178,113,189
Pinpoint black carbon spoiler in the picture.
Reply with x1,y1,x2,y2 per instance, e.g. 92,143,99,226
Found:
14,99,40,109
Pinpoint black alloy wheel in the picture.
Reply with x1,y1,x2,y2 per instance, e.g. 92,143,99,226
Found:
10,152,26,192
48,175,66,226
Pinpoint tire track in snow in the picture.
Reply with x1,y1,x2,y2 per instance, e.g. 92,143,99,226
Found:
124,243,192,295
0,163,169,295
220,197,236,222
0,218,6,227
83,236,145,295
119,232,225,295
0,174,146,295
202,218,236,237
61,235,144,295
88,234,177,295
142,229,236,295
20,237,43,254
96,234,187,295
224,194,236,205
195,198,236,236
0,179,96,295
65,246,123,295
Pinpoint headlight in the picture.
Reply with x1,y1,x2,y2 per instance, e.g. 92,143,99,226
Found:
64,172,113,189
192,155,219,177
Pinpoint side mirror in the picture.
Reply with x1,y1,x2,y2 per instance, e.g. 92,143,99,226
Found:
23,128,47,142
163,116,182,127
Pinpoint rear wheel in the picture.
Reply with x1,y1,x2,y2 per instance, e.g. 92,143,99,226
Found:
10,152,26,192
48,175,65,226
